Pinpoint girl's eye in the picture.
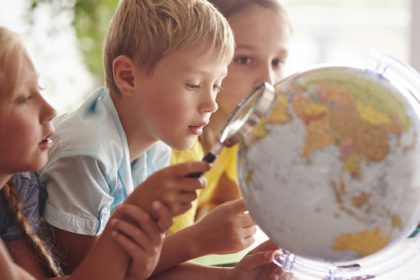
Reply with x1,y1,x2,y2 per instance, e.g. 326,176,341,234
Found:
186,83,201,90
234,56,252,65
272,58,286,68
212,84,222,94
16,95,33,105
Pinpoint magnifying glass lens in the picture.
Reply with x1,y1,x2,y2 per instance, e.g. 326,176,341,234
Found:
187,82,275,178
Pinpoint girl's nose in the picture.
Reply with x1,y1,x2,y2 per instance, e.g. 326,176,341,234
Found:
40,96,56,123
255,63,283,87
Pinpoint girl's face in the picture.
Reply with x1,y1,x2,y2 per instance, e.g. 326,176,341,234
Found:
216,4,290,120
0,51,56,180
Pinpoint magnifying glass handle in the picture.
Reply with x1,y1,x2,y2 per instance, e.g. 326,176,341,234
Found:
187,152,217,178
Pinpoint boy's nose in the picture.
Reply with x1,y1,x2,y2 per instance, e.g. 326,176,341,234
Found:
199,89,218,114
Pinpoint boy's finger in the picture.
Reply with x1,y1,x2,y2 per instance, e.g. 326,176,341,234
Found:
167,161,211,177
171,202,193,216
239,250,275,271
223,198,247,213
242,225,257,239
117,204,162,245
249,240,279,254
152,200,173,231
111,229,146,255
238,212,256,228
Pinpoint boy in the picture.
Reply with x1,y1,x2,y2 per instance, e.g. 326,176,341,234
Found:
39,0,251,275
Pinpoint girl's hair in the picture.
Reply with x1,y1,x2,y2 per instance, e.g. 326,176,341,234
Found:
0,27,62,276
208,0,286,17
104,0,235,96
2,182,63,277
0,27,24,100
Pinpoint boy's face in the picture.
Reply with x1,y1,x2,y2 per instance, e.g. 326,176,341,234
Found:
217,5,290,120
0,52,56,177
132,46,228,150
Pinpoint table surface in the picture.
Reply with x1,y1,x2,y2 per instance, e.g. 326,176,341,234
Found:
193,227,420,279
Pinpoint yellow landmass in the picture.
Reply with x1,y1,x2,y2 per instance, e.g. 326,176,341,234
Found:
245,170,253,186
268,94,291,124
333,227,390,257
252,120,268,139
355,102,391,125
343,77,411,131
390,214,402,230
304,103,328,117
343,155,360,177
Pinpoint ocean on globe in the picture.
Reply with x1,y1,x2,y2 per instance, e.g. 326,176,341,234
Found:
238,66,420,264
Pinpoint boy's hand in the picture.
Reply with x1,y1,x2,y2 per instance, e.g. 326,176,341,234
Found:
128,162,210,216
228,240,297,280
110,201,172,280
193,199,256,255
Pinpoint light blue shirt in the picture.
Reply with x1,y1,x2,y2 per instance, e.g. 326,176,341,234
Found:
40,88,171,235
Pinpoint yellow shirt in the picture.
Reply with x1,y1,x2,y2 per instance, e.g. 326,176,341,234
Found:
198,144,239,207
168,140,239,234
167,140,204,234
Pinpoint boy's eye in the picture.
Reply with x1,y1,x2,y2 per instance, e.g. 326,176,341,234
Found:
234,56,252,65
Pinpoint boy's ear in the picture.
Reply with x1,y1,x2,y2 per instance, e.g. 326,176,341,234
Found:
113,55,136,97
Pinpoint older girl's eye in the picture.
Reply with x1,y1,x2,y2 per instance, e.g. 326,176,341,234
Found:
272,57,286,68
16,95,33,105
234,56,252,65
212,84,222,94
186,83,201,90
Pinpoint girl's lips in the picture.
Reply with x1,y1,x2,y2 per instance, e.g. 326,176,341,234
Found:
39,137,53,150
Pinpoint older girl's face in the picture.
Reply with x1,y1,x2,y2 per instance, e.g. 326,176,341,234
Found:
0,51,56,182
216,4,290,119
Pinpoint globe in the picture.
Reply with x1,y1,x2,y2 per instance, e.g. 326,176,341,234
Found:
237,62,420,272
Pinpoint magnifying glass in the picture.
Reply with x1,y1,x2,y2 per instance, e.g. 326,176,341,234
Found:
188,82,276,178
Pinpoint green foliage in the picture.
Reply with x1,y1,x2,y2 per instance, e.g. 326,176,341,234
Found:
72,0,118,79
30,0,117,80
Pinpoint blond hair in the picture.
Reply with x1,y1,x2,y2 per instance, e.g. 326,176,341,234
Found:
208,0,287,17
104,0,235,95
0,27,24,99
2,182,63,276
0,27,63,276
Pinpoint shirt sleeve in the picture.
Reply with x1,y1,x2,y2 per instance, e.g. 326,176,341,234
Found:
0,172,43,242
40,156,114,236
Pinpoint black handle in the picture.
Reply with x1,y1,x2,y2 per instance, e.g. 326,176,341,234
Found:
187,152,217,178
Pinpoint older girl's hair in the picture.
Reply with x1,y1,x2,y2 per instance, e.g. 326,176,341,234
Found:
0,27,63,276
208,0,287,17
104,0,235,96
0,27,24,98
2,182,63,277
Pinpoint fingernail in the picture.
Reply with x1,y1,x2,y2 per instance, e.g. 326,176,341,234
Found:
264,251,272,260
152,200,161,209
199,177,207,187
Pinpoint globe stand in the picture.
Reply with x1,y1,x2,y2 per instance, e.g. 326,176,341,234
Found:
272,232,420,279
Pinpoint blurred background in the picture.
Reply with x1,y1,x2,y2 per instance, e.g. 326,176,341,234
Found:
0,0,418,113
